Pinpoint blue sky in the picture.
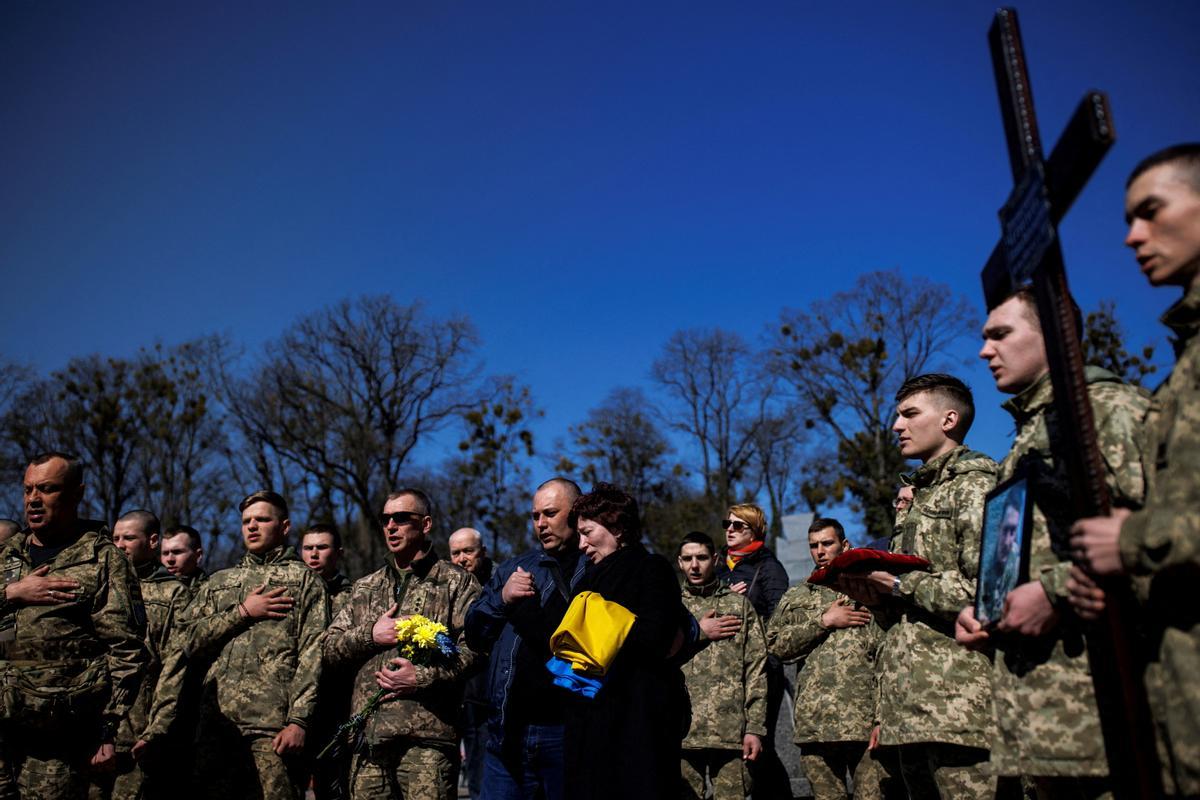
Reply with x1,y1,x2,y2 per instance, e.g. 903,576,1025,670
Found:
2,1,1197,534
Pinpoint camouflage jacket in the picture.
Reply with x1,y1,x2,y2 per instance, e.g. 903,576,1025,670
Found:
769,582,878,744
1118,287,1200,794
178,569,208,601
322,548,479,748
325,572,353,620
0,522,148,735
874,445,997,749
991,368,1148,777
181,544,328,735
119,560,187,746
679,581,768,750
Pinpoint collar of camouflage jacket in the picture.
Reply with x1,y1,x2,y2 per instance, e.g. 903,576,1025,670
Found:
683,576,724,597
135,559,175,582
241,544,300,567
8,519,109,565
325,572,353,594
1162,284,1200,357
388,544,440,581
1001,365,1123,425
903,445,993,490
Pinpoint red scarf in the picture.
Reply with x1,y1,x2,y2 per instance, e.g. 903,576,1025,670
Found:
725,539,764,571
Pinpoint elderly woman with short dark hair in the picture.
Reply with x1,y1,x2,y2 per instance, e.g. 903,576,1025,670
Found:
560,483,693,800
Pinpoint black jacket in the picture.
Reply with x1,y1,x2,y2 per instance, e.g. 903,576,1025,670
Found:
715,544,789,621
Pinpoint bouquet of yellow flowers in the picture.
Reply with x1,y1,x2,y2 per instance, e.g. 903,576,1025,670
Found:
318,614,459,759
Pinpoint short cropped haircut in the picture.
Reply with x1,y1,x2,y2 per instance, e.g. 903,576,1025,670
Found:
1127,143,1200,192
238,490,289,519
303,523,342,550
895,373,976,437
727,503,766,541
569,483,641,544
29,451,84,488
808,517,846,541
1008,286,1083,343
385,487,434,519
536,477,582,502
163,525,203,551
118,509,161,538
678,531,716,556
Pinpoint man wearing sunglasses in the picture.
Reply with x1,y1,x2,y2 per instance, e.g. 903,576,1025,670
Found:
323,488,480,800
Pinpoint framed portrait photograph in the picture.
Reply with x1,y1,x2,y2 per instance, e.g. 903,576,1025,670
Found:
975,473,1032,628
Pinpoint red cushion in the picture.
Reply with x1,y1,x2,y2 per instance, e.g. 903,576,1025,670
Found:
808,548,932,586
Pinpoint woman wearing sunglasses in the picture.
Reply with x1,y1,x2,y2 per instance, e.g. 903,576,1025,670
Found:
714,503,791,796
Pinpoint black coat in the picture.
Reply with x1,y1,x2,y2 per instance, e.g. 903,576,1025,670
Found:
715,544,790,621
562,543,690,800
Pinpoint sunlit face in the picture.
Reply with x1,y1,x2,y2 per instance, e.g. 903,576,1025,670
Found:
241,501,290,555
113,519,158,566
723,512,756,550
677,542,716,586
577,517,620,564
23,458,82,535
1125,163,1200,290
380,494,431,561
160,533,202,577
530,485,577,553
979,296,1048,394
448,529,485,575
893,390,956,463
808,526,848,568
301,532,341,579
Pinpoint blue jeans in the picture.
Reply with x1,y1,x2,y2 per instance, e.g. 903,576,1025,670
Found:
480,724,565,800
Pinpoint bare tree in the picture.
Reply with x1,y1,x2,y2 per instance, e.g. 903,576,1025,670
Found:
224,296,480,576
650,329,770,509
769,269,977,537
744,409,810,547
1082,300,1158,386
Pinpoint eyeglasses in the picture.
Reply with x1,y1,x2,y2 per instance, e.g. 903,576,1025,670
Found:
379,511,427,527
721,519,750,532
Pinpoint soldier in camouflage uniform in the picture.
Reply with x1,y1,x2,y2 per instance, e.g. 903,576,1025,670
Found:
322,488,480,800
769,518,881,800
0,452,148,799
160,525,207,600
302,524,353,800
841,374,997,798
675,532,767,800
182,490,329,800
92,510,188,800
1071,144,1200,797
957,291,1149,798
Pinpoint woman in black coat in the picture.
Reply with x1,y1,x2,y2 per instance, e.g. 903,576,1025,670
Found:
561,483,693,800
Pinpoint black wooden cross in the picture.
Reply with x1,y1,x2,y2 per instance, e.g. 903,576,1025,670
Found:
979,8,1160,798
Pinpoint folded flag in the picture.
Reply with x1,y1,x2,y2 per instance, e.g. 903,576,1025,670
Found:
545,655,605,699
549,591,637,677
808,548,931,587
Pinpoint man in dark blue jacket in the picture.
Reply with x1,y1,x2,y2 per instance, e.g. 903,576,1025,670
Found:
464,478,588,800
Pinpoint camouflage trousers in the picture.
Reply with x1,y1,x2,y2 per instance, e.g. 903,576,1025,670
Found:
800,741,883,800
0,725,99,800
876,743,993,799
1148,631,1200,798
1028,776,1110,800
350,740,457,800
86,746,178,800
680,748,748,800
192,731,307,800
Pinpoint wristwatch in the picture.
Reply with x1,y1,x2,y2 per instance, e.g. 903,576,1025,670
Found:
890,576,902,597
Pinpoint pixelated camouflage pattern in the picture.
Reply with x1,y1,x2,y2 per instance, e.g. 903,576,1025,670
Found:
800,741,882,800
181,544,329,735
679,581,768,750
177,569,208,600
350,741,457,800
322,548,479,748
325,572,353,620
768,582,877,744
681,748,748,800
0,523,148,731
1118,287,1200,796
118,562,187,747
875,445,997,749
991,367,1149,778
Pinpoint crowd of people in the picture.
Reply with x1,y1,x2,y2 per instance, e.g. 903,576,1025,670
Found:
0,143,1196,800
